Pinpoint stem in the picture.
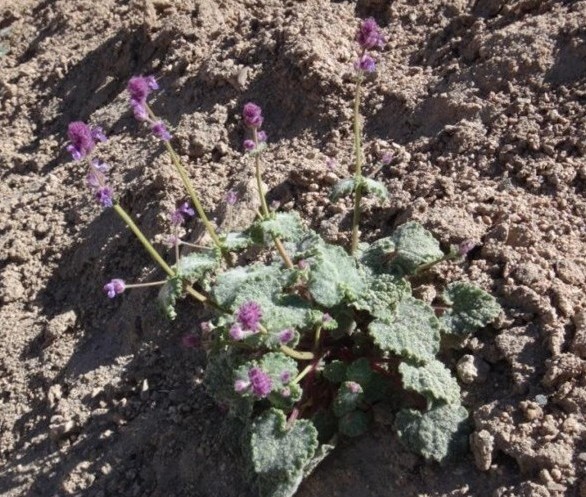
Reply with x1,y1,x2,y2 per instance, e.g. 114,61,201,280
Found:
313,325,322,353
280,345,314,361
144,104,224,252
114,204,210,304
350,75,364,254
114,204,174,277
125,280,167,288
291,364,314,385
251,129,294,269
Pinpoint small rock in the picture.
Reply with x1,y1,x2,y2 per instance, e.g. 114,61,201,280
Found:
140,379,149,400
50,420,77,440
47,384,63,408
457,354,489,384
470,429,494,471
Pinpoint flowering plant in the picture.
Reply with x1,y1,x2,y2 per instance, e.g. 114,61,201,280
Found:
67,18,501,497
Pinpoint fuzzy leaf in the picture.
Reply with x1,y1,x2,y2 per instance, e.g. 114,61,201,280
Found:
257,472,304,497
322,360,347,384
222,232,254,251
358,236,395,273
175,249,220,283
250,408,318,475
330,178,356,201
345,358,373,386
362,178,388,200
395,403,469,462
158,276,182,320
441,282,501,335
390,222,444,275
353,272,410,322
308,243,366,307
260,352,299,390
368,297,441,363
254,212,306,243
333,381,364,417
339,410,370,437
362,372,390,404
399,360,461,404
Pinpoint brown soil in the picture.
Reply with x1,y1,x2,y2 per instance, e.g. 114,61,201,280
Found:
1,0,586,496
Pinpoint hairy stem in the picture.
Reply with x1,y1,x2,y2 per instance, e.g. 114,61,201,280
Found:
350,75,364,254
252,129,294,269
280,345,314,361
113,204,209,304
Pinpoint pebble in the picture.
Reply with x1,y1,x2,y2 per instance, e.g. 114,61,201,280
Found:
456,354,489,384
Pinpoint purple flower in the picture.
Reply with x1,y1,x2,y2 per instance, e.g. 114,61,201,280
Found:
381,151,393,165
458,240,476,257
178,202,195,217
152,121,171,141
347,381,363,394
128,75,156,104
257,130,267,142
248,367,272,398
278,328,294,344
200,321,213,333
131,100,148,121
325,157,337,170
279,371,292,384
163,234,180,247
297,259,309,270
281,387,291,398
356,18,384,50
234,379,250,393
229,324,246,341
322,313,332,323
96,186,114,207
91,126,107,143
181,333,200,348
104,278,125,298
91,158,109,173
86,170,101,190
67,121,95,160
242,102,263,129
243,139,256,151
237,301,262,331
170,202,195,226
225,190,238,206
355,54,376,73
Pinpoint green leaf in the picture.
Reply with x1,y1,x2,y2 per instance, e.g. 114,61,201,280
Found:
257,472,304,497
368,297,441,363
333,381,364,417
395,403,469,462
322,360,347,384
353,272,411,322
253,212,306,243
358,236,395,273
330,178,356,201
312,410,338,443
308,243,366,307
174,249,220,283
441,282,501,336
260,352,299,390
250,408,318,475
362,372,390,404
157,276,182,320
345,358,373,385
399,360,461,404
390,222,444,275
339,410,370,437
221,232,254,251
362,178,388,200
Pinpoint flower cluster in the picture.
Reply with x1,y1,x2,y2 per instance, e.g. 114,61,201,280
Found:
86,159,114,207
104,278,125,298
229,301,263,341
127,75,171,142
242,102,268,151
170,202,195,226
354,18,384,74
235,367,273,398
66,121,107,161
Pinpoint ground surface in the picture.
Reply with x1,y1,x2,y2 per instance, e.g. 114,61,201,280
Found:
1,0,586,496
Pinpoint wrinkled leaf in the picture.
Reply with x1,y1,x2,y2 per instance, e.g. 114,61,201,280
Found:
339,410,370,437
330,178,356,201
345,358,373,386
333,381,364,417
362,178,388,200
322,360,347,384
395,403,469,462
441,282,501,336
250,408,318,475
399,360,461,404
175,249,220,283
368,297,441,363
308,243,366,307
158,276,182,320
253,212,306,243
390,222,444,275
353,272,410,322
222,232,254,251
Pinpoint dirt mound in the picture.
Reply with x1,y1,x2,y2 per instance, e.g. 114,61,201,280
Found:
1,0,585,496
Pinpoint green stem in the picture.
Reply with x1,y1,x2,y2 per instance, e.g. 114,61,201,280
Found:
114,204,175,277
113,204,209,304
291,364,314,385
350,75,364,255
280,345,314,361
